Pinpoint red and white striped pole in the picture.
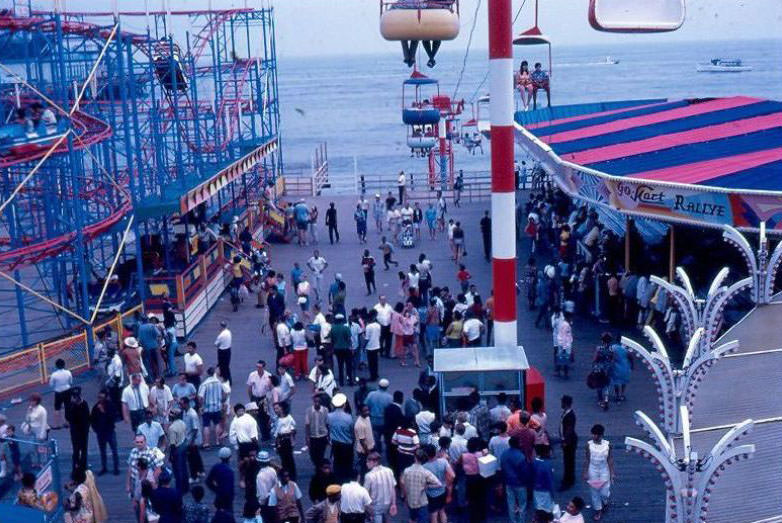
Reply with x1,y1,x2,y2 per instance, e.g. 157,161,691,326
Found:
489,0,517,347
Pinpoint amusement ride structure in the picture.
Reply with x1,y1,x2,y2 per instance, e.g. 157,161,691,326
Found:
0,4,281,376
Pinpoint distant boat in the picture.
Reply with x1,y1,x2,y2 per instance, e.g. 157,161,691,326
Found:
696,58,752,72
602,55,619,65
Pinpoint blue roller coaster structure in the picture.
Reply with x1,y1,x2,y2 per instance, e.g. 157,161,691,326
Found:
0,4,282,359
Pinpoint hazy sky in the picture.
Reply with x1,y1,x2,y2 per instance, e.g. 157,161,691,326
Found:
55,0,782,58
272,0,782,58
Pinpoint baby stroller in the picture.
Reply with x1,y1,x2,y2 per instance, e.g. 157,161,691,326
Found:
398,219,416,249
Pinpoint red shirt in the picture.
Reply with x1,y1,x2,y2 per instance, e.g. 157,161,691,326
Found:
457,270,471,282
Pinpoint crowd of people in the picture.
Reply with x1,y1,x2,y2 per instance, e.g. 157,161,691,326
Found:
0,180,664,523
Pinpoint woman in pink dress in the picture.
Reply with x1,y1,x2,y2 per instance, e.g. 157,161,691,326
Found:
391,302,406,361
515,60,533,111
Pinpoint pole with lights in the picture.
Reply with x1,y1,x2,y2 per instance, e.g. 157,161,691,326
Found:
626,405,755,522
650,267,750,360
621,326,737,436
722,223,782,305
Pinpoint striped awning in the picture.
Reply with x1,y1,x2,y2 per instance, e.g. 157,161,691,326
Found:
523,97,782,191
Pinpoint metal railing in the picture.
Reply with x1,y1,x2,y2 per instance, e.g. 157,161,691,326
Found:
282,142,329,197
353,168,542,202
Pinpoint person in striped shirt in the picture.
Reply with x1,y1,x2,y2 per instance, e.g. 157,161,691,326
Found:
198,367,226,448
391,421,420,479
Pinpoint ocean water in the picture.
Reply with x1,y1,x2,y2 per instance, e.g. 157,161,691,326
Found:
277,39,782,192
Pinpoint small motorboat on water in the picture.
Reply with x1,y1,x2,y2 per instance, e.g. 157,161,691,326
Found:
602,55,619,64
696,59,752,73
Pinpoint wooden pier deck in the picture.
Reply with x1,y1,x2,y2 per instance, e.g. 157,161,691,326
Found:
0,194,672,521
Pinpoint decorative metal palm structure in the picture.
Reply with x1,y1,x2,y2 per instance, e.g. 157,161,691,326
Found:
626,405,755,522
621,326,737,435
650,267,751,358
722,224,782,305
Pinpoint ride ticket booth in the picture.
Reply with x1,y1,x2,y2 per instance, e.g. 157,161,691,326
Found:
433,346,540,414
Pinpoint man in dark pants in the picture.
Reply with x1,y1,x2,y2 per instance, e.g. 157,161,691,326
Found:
90,389,119,475
559,394,578,490
330,314,353,387
267,286,286,329
206,447,235,511
374,296,393,358
325,202,340,244
214,321,232,384
66,388,90,473
480,210,492,261
327,394,354,483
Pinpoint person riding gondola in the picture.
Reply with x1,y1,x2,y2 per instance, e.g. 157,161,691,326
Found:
381,0,460,68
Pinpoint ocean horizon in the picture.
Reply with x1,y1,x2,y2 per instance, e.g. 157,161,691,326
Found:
277,38,782,192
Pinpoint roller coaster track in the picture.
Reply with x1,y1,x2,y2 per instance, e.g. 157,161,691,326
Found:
0,108,113,168
0,9,260,269
0,15,133,269
2,11,257,157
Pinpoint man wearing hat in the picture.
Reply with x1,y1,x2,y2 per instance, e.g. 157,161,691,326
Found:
330,313,353,387
206,447,235,511
120,336,144,379
328,393,355,484
305,484,342,523
255,450,278,523
365,379,392,454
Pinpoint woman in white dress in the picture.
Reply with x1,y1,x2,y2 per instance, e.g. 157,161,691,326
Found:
583,424,614,521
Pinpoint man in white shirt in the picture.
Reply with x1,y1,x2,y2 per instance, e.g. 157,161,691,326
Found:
277,365,296,403
400,202,414,224
340,479,373,521
373,296,393,358
397,170,407,203
214,321,232,384
105,347,124,413
462,311,484,347
122,373,150,432
246,360,273,441
307,249,328,303
183,341,204,388
228,403,259,458
48,358,72,429
308,358,337,398
275,319,292,362
364,311,382,382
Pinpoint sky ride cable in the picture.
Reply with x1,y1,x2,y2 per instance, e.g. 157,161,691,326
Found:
461,0,527,104
451,0,482,101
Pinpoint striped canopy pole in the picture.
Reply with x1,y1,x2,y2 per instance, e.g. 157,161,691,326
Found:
488,0,517,347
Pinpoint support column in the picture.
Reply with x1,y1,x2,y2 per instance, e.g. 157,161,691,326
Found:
624,216,631,272
669,225,675,282
489,0,517,347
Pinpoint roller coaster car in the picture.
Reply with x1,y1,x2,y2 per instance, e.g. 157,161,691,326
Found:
0,121,66,157
88,272,140,316
154,54,189,92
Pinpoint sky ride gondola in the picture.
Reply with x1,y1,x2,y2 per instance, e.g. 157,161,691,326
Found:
402,71,440,156
513,0,552,110
402,70,441,125
380,0,460,68
588,0,686,33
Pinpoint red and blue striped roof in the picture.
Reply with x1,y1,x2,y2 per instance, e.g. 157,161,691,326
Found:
519,97,782,191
